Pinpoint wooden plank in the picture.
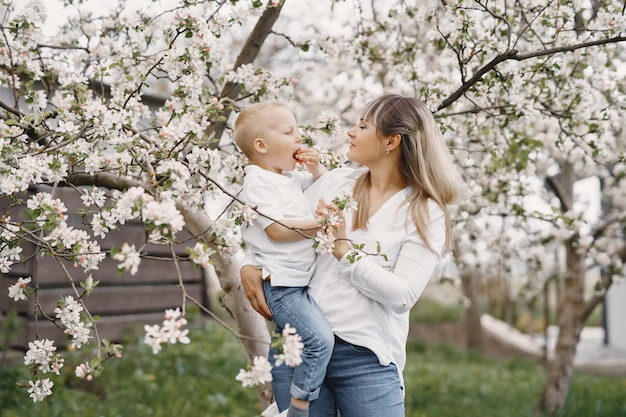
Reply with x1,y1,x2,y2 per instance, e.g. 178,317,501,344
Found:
2,187,200,280
15,283,204,317
33,254,202,287
2,260,33,276
9,312,171,348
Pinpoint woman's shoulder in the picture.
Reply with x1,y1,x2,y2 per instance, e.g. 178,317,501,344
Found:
324,166,366,182
306,167,364,202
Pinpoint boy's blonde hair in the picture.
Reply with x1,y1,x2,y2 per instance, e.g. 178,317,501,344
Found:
234,102,290,159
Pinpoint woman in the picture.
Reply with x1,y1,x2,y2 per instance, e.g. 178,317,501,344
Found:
241,94,463,417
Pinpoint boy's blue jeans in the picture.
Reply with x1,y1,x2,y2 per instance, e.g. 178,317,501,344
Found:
270,338,405,417
263,280,334,402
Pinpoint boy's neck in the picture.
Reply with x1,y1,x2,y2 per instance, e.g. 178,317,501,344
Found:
250,160,282,175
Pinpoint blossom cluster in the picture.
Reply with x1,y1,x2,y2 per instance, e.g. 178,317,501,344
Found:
273,324,304,368
23,339,63,402
26,192,105,272
144,308,191,354
186,242,216,269
54,295,93,349
235,324,304,388
235,356,273,388
8,276,32,301
313,192,358,255
111,243,141,275
0,217,22,273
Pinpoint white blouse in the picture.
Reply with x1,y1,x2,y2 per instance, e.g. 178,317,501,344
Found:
303,167,445,387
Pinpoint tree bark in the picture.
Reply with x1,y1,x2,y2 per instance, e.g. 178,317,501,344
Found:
536,161,585,415
460,269,484,350
535,233,586,415
454,241,484,350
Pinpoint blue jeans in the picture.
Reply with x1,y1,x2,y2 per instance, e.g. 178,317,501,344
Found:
263,281,334,402
270,337,405,417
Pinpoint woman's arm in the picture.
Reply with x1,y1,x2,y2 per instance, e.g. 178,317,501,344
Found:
327,206,445,314
240,265,273,320
339,238,440,314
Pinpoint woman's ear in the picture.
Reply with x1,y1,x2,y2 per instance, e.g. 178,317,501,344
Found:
253,137,268,154
386,133,402,151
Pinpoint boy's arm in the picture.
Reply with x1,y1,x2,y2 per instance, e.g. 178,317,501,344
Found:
265,219,321,242
295,147,328,181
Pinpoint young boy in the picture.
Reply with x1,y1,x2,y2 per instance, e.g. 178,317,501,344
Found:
234,102,334,417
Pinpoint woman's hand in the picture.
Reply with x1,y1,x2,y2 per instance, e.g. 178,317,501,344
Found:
240,265,272,320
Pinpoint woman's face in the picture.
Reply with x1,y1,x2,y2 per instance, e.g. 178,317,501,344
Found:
346,118,382,166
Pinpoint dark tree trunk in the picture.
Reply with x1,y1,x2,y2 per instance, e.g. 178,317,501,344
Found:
460,269,484,350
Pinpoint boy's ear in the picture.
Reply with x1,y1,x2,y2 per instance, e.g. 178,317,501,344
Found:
386,133,402,151
253,137,268,154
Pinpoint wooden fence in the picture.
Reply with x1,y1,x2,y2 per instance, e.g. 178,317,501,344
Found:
0,186,206,348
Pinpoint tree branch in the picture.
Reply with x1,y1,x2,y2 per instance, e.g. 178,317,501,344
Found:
438,35,626,112
544,160,576,215
205,1,285,147
0,98,23,117
65,172,146,190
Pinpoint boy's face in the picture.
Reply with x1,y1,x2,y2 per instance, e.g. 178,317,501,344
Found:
258,106,303,173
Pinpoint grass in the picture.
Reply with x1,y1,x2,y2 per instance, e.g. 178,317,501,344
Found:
1,318,625,417
0,320,259,417
404,339,626,417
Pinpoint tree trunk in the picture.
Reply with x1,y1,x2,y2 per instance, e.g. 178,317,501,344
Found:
454,241,484,350
536,161,583,415
179,206,274,408
535,234,586,415
460,269,484,350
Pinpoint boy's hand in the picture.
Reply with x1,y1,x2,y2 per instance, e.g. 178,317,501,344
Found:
294,147,319,166
295,147,328,180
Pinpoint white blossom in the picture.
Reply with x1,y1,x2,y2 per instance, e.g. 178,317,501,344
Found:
314,230,335,255
273,324,303,368
235,356,273,387
112,243,141,275
8,276,31,301
24,339,64,375
144,308,190,354
27,378,54,402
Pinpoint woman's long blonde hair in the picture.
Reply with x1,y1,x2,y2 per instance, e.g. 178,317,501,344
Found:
351,94,463,252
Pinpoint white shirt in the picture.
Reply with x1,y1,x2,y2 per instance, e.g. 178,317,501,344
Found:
239,165,317,287
304,167,445,387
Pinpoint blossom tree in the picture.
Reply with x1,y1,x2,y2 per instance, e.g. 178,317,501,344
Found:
1,0,625,415
271,1,626,413
0,0,292,407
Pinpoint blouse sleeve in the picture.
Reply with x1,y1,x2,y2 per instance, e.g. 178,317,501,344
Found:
335,215,445,314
